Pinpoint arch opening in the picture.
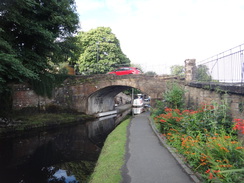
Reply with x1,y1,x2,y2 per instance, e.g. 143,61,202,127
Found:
87,85,132,114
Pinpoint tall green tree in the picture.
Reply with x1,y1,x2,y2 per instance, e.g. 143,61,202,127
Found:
170,65,185,77
0,0,79,94
75,27,130,75
196,65,212,82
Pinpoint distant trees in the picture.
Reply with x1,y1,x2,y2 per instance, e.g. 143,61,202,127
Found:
170,64,212,81
130,63,143,71
74,27,131,75
144,71,157,76
195,65,212,82
0,0,79,94
170,65,185,77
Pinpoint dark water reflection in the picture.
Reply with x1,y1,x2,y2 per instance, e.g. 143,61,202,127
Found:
0,109,131,183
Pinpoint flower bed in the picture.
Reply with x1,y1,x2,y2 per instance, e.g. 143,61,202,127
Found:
153,104,244,182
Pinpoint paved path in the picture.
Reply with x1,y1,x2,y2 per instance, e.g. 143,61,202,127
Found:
122,112,196,183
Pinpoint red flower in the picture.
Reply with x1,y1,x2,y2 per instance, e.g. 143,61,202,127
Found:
233,119,244,134
208,173,213,179
190,111,198,115
205,169,211,173
164,108,172,112
173,109,180,113
213,170,220,173
182,110,190,114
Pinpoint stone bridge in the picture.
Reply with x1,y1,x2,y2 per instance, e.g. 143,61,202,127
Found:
12,59,244,119
55,74,177,114
13,74,177,115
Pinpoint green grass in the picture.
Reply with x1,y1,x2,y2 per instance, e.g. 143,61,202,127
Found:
89,118,130,183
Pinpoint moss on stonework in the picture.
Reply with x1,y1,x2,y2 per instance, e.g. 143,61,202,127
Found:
0,111,95,136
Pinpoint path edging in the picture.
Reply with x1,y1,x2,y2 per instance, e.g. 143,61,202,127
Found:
148,116,202,183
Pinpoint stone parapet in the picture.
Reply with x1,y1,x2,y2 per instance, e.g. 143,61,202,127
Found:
185,59,196,82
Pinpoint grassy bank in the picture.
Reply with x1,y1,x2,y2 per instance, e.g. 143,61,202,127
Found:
89,118,130,183
0,112,94,135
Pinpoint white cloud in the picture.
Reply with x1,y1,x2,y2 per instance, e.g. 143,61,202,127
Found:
75,0,244,74
105,0,134,14
75,0,104,15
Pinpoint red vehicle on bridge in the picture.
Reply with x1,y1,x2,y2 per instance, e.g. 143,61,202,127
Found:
107,67,142,75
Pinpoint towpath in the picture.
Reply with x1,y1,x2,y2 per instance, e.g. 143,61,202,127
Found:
122,111,199,183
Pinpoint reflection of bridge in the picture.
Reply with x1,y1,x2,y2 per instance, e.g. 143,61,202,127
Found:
54,74,176,114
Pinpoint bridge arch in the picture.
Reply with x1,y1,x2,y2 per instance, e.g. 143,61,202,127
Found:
87,83,152,114
59,74,174,115
87,85,131,114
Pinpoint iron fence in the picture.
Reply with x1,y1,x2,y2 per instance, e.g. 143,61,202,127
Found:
196,43,244,84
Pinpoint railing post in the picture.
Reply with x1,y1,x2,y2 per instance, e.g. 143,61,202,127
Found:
185,59,196,82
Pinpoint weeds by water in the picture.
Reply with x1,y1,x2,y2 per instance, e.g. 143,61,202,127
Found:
0,112,94,135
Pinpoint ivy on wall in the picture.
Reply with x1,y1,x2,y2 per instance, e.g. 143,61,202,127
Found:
31,74,69,98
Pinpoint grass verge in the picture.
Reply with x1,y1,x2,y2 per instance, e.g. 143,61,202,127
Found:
89,118,130,183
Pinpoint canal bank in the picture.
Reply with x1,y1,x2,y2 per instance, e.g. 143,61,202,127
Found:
0,112,95,138
89,118,130,183
0,104,132,138
0,107,132,183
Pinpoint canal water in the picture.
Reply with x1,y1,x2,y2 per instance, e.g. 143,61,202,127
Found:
0,109,131,183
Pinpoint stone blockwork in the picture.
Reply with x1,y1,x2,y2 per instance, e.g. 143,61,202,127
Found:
114,92,131,105
12,84,52,110
185,59,196,82
59,74,175,114
12,70,244,119
12,75,176,115
184,58,244,119
184,85,244,119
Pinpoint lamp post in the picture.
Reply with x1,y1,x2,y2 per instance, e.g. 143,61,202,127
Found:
132,88,134,116
96,42,99,62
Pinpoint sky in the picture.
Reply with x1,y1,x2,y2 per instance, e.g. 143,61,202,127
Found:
75,0,244,74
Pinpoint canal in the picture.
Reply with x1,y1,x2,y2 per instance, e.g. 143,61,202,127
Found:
0,109,131,183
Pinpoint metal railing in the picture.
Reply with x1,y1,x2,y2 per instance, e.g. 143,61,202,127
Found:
196,43,244,84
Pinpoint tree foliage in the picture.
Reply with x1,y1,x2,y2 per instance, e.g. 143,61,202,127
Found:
170,65,185,77
0,0,79,94
163,82,185,110
196,65,212,82
130,63,143,71
75,27,131,75
144,71,157,76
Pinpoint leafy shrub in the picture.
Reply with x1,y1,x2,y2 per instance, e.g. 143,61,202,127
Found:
152,81,185,116
163,81,185,110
